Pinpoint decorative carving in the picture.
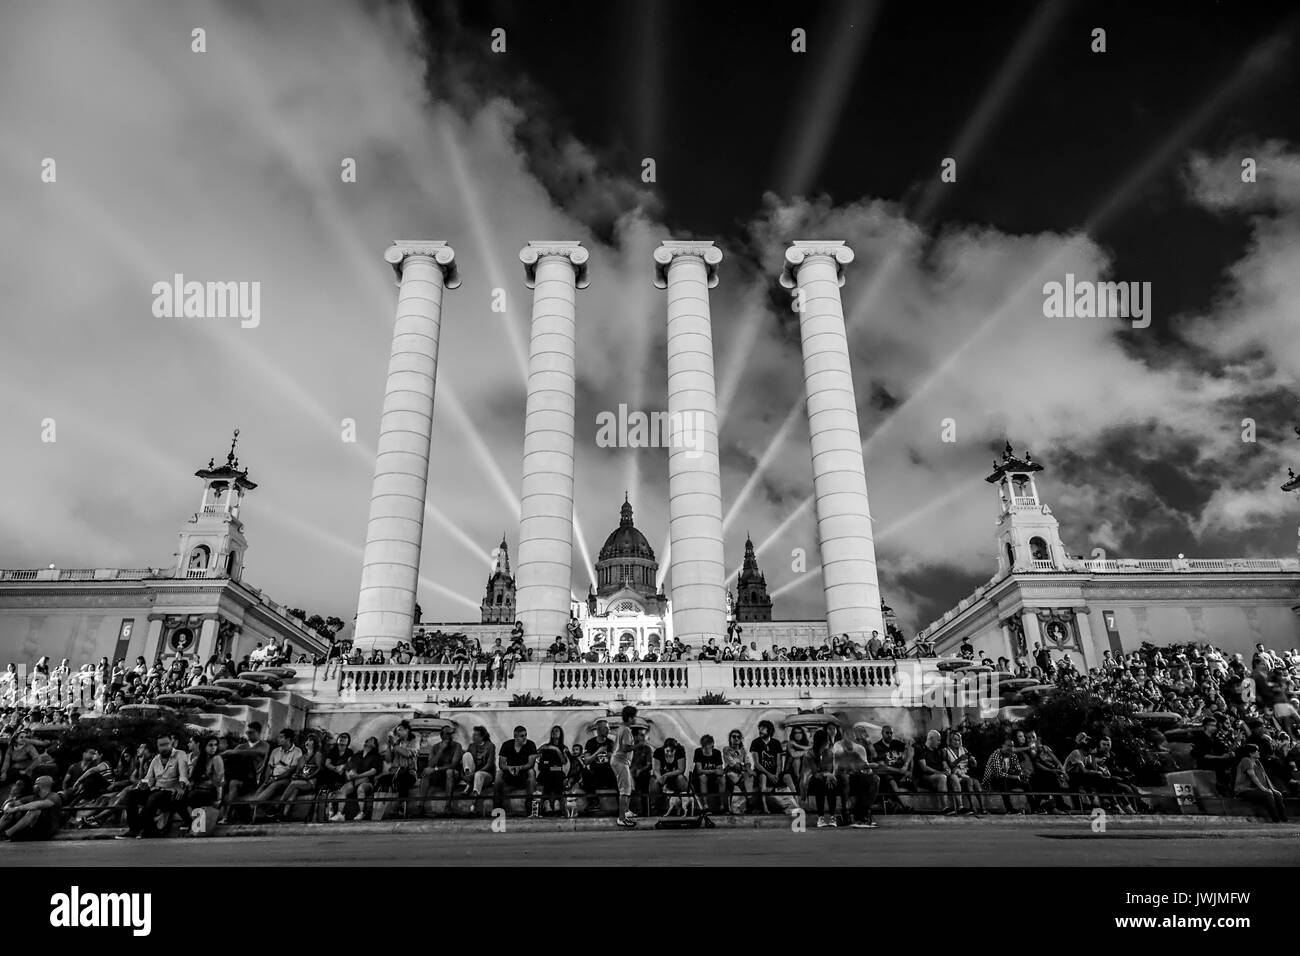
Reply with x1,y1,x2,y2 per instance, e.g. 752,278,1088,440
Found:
1035,608,1081,651
519,240,590,289
653,240,723,289
779,240,854,289
383,241,460,288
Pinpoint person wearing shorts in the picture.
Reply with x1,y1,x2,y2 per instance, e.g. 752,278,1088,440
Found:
611,705,637,828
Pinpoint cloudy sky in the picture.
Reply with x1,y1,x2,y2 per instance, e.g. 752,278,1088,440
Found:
2,0,1298,638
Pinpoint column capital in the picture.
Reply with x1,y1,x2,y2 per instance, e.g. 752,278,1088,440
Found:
779,240,854,289
653,240,723,289
384,240,460,289
519,240,590,289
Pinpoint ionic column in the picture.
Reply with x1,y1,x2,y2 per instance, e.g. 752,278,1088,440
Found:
353,241,459,653
515,242,589,649
780,240,884,642
654,240,727,647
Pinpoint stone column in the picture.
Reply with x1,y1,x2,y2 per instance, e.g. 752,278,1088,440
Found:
654,241,727,647
515,242,589,649
780,240,884,642
353,241,459,653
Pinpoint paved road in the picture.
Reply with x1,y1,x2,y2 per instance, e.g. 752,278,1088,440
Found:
5,826,1298,866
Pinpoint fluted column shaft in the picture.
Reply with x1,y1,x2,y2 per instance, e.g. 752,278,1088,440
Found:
655,241,727,646
515,242,589,649
781,241,884,641
354,241,458,652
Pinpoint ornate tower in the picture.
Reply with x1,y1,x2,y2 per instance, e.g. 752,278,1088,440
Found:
481,535,516,624
175,430,257,581
987,442,1070,575
595,495,661,602
734,533,773,622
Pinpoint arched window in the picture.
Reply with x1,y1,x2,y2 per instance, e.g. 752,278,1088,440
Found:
1029,537,1049,561
495,592,503,605
1005,542,1015,569
188,545,210,570
225,552,236,576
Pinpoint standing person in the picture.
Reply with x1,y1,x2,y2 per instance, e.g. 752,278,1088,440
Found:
832,726,880,828
116,733,190,839
807,729,839,828
610,706,639,828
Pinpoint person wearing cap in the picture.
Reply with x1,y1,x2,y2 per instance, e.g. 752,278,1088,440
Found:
0,774,63,841
982,737,1029,812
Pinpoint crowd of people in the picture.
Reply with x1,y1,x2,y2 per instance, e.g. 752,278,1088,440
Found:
2,635,1297,840
0,639,302,720
331,626,918,679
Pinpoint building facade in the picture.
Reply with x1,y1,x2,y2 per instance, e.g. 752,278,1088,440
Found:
918,444,1300,665
0,435,331,672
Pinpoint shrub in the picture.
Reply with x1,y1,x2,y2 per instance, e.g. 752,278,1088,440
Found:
697,691,730,705
444,697,474,709
48,712,192,768
553,695,595,707
508,692,547,708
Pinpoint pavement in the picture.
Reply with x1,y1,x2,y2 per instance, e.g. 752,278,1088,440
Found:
5,815,1298,866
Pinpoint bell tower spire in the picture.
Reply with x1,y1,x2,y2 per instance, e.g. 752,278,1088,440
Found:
988,441,1069,576
734,532,773,622
175,429,257,581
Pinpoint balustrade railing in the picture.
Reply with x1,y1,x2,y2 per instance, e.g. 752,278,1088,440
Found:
552,663,691,693
331,660,910,702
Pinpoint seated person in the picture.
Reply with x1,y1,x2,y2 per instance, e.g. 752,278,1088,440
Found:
218,721,270,823
721,730,752,809
915,730,957,813
329,737,384,822
871,725,913,808
749,720,785,812
186,735,226,815
692,735,726,810
118,733,191,839
416,727,463,815
535,727,570,816
460,726,497,802
62,746,114,807
630,727,654,804
279,734,323,822
0,775,64,842
494,725,538,816
651,736,690,815
376,726,419,817
941,730,984,815
581,721,617,794
781,726,812,795
251,728,303,821
982,737,1029,813
0,733,41,801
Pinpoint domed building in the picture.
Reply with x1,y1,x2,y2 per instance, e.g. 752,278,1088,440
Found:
576,495,670,658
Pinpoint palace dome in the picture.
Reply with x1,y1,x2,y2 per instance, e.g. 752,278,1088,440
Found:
598,497,656,561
